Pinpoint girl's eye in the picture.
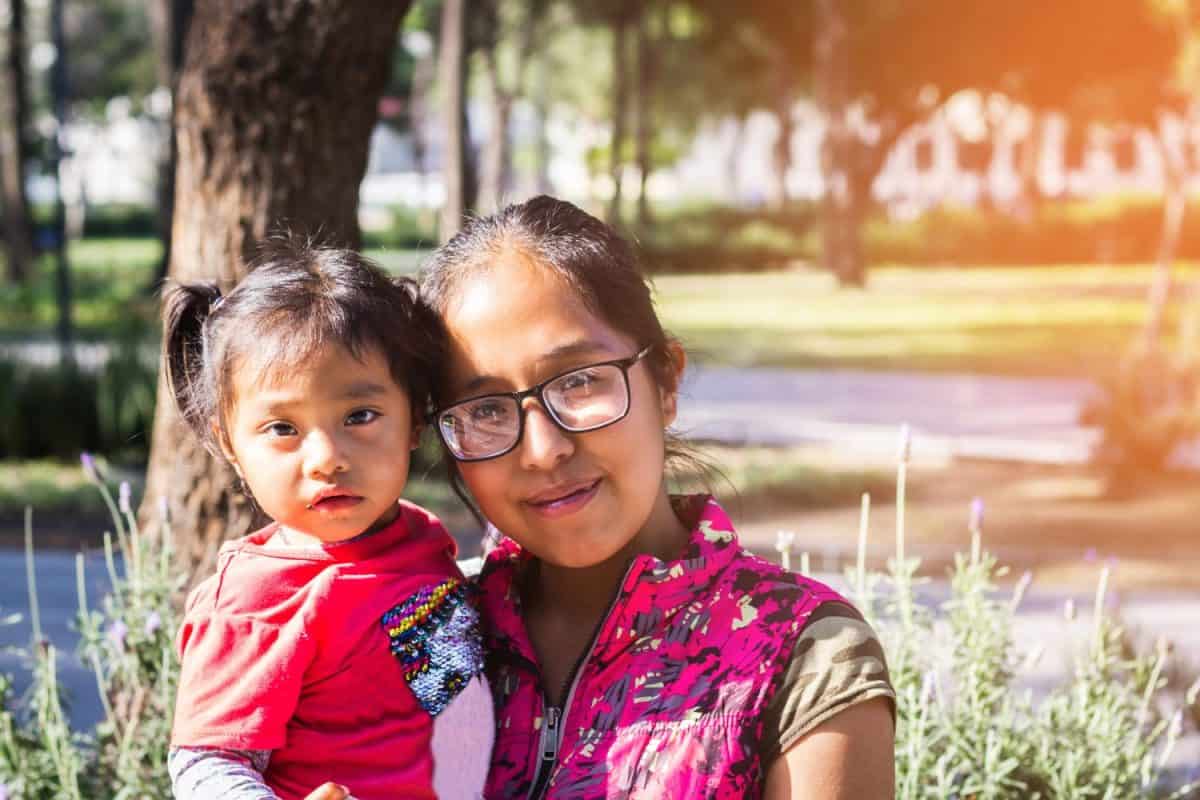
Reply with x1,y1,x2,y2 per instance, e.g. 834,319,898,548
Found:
265,422,297,437
346,409,379,426
559,370,598,392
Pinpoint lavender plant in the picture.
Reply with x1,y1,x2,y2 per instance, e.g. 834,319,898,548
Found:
0,439,1196,797
830,429,1200,800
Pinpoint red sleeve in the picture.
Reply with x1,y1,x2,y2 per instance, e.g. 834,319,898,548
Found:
170,595,316,750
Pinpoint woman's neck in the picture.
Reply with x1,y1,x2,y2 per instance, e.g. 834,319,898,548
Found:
527,487,690,620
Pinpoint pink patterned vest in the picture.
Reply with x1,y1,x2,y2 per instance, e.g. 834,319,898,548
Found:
476,496,849,799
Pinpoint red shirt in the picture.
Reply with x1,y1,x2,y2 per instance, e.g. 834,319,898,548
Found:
171,501,479,800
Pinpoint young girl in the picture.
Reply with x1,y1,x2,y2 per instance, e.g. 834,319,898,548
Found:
419,196,896,799
164,239,492,800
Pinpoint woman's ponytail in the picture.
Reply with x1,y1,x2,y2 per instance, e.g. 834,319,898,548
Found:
162,281,222,443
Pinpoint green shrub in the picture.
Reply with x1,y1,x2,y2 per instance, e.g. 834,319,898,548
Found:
0,328,157,462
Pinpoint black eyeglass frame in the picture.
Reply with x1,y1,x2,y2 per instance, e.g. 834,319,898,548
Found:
433,345,655,462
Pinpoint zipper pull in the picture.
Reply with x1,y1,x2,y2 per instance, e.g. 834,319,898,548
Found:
541,706,561,762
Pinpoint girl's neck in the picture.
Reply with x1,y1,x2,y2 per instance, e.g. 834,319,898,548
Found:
526,487,689,620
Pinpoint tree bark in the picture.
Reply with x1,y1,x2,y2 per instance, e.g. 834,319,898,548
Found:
439,0,468,242
139,0,410,571
607,9,630,225
0,0,34,284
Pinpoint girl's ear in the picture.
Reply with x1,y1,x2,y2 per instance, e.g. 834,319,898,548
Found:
658,340,687,428
212,419,243,479
410,421,424,452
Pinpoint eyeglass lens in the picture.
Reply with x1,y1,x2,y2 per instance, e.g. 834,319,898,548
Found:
438,363,631,460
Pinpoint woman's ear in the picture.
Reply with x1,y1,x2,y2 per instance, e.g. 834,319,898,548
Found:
410,421,424,451
657,340,687,427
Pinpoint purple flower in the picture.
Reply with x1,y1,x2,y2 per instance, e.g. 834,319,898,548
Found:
118,481,132,515
0,780,9,800
969,497,985,531
144,611,162,637
107,620,128,650
80,452,97,481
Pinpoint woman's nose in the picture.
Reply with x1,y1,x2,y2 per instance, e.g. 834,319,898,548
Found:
518,401,573,471
304,429,349,479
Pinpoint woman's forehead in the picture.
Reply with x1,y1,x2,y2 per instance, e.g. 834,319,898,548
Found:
441,257,633,385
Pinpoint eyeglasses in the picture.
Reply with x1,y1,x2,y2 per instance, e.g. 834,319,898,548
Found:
434,346,653,462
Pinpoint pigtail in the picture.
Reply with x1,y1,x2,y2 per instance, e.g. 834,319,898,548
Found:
162,281,222,442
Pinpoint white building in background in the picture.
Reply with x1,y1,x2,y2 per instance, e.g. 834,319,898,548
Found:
46,92,1193,227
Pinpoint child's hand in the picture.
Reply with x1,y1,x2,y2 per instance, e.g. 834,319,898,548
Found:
302,782,353,800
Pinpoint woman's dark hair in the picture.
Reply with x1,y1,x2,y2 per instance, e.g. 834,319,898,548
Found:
421,195,718,521
163,235,443,459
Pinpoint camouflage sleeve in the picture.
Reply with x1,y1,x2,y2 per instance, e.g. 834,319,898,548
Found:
759,602,896,765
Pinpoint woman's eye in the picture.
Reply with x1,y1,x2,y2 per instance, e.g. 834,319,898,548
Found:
346,409,379,426
265,422,297,437
560,370,599,392
470,400,510,423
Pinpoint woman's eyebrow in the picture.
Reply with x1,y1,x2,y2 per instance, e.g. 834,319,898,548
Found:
459,340,616,394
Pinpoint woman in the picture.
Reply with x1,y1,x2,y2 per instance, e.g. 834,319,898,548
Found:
309,195,894,799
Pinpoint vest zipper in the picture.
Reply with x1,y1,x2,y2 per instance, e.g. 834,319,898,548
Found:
525,561,636,800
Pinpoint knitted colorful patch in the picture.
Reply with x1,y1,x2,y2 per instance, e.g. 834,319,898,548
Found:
381,578,484,716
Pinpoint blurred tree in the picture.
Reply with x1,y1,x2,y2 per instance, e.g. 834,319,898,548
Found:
475,0,550,214
65,0,158,115
0,0,34,284
147,0,194,285
140,0,411,569
438,0,470,241
697,1,1179,286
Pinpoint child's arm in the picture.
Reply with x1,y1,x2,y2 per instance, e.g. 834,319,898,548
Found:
168,746,278,799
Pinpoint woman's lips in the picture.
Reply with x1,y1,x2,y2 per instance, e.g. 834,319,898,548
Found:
525,479,601,518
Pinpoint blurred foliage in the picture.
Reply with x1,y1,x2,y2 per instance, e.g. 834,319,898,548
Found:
0,238,160,336
1082,346,1200,488
0,321,156,461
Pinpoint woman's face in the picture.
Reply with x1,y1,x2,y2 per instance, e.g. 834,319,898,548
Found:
439,252,682,568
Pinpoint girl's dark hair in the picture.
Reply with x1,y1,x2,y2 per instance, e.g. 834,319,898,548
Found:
421,195,718,520
163,235,443,458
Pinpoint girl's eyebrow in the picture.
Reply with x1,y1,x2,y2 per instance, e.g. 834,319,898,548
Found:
342,381,390,399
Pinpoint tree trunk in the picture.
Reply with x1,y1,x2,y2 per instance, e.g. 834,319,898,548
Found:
607,11,630,225
49,0,73,364
139,0,410,572
1142,133,1186,351
0,0,34,284
148,0,195,287
815,0,862,286
439,0,467,242
634,8,655,229
477,46,511,215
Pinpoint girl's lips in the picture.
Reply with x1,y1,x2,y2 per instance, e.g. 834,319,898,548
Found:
311,495,363,512
525,479,601,518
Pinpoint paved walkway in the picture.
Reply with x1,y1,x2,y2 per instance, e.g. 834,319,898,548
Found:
677,364,1200,468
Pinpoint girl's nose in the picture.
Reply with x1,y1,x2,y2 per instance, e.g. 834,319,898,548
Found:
518,400,573,471
304,429,350,479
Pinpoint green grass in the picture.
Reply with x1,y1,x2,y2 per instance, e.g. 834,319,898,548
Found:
5,237,1190,378
653,264,1198,376
0,239,162,339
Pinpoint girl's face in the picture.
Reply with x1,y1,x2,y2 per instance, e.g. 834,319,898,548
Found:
219,343,419,545
440,252,684,568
